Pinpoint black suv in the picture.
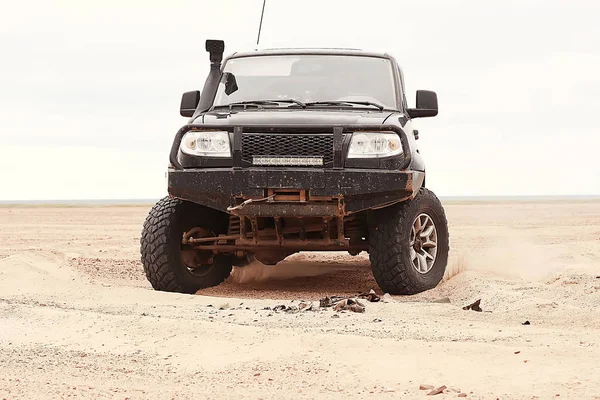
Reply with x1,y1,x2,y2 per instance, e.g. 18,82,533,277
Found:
140,40,449,295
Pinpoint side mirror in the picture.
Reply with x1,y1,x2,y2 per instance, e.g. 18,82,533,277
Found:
180,90,201,117
407,90,438,118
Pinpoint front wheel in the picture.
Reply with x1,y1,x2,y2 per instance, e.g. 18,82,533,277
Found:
368,188,449,295
140,196,232,294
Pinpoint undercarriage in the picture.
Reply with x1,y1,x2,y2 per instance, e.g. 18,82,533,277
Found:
181,189,369,265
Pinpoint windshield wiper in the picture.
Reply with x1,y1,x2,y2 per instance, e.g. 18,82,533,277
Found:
213,100,278,109
213,99,306,109
305,100,385,111
263,99,306,108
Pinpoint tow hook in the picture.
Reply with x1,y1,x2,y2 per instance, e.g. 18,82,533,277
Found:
226,194,276,212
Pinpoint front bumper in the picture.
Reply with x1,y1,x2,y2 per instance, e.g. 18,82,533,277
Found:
168,167,424,215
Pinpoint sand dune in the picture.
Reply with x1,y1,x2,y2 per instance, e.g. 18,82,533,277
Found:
1,200,599,399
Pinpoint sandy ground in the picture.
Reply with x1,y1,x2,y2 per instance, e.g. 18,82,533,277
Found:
1,200,599,399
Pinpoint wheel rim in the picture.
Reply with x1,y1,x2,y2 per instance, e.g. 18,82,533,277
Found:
409,213,438,274
180,227,216,278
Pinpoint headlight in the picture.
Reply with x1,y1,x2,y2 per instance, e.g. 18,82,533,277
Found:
180,131,231,157
347,132,403,158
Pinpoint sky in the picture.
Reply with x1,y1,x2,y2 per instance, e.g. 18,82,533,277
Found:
1,0,599,200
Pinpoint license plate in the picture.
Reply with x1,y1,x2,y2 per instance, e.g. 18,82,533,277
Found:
252,156,323,166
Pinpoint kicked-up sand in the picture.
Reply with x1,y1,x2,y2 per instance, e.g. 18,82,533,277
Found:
0,199,599,399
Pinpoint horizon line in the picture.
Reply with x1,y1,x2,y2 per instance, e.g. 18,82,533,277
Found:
1,194,599,205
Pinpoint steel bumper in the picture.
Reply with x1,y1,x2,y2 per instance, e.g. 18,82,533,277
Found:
168,167,424,215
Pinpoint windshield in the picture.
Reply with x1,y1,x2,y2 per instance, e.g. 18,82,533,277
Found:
212,54,398,110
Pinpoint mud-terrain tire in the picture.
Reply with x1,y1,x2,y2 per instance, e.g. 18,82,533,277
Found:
368,188,449,295
140,196,232,294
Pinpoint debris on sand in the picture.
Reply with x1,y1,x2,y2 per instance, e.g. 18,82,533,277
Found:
267,293,376,316
332,298,365,313
319,296,365,313
357,289,381,302
522,320,531,325
462,299,483,312
298,301,313,311
319,296,366,313
427,385,447,396
319,296,346,308
270,301,317,314
420,384,435,390
272,304,296,313
381,293,393,303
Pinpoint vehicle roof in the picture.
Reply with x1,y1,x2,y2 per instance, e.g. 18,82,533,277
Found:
227,47,392,60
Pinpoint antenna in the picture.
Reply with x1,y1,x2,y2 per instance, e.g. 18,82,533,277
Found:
256,0,266,48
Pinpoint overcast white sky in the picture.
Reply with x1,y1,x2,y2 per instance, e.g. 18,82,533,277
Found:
1,0,599,200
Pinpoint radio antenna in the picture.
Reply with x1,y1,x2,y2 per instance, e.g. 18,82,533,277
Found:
256,0,266,48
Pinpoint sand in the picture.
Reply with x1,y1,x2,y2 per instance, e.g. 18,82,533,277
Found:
1,200,599,399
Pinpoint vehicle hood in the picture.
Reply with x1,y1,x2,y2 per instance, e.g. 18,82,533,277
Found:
194,109,395,127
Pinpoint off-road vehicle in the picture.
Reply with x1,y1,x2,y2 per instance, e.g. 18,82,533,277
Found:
140,39,449,295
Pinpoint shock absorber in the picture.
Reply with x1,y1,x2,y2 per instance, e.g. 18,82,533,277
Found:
344,212,367,255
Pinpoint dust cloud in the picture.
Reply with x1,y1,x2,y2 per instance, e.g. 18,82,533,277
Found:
229,231,561,289
446,233,566,282
229,252,370,284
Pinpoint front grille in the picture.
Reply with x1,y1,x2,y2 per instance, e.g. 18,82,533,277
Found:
241,133,334,167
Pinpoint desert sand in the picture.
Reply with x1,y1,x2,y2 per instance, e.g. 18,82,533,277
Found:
1,200,599,399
